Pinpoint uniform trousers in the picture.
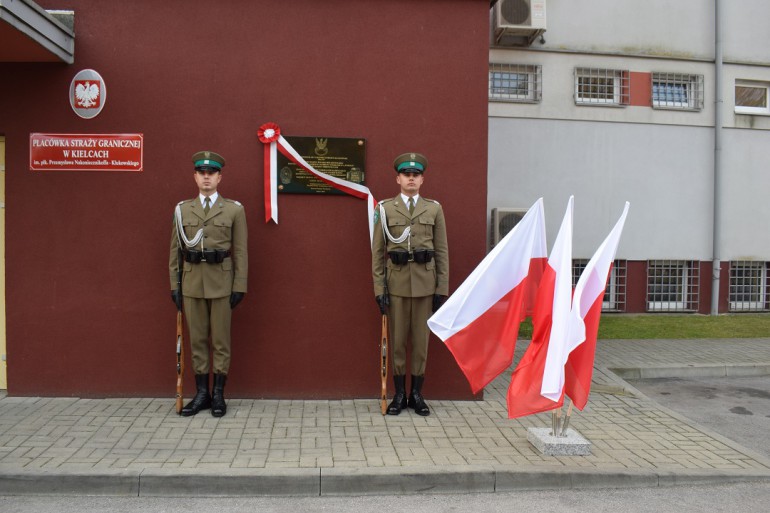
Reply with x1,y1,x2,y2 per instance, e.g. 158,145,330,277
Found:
388,294,432,376
183,296,232,375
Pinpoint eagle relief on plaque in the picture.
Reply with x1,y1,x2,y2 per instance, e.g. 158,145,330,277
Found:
276,136,366,195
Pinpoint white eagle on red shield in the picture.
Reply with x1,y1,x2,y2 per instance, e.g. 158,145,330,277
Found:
75,81,100,108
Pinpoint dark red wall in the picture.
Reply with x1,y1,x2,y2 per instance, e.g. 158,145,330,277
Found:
0,0,490,399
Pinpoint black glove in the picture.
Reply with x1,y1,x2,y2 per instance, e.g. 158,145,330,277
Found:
432,294,446,313
171,290,183,310
375,294,390,315
230,292,245,310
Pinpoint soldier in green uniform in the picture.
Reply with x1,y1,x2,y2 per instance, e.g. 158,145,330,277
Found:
372,152,449,416
169,151,248,417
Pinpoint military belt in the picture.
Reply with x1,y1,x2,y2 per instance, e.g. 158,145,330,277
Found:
387,249,434,265
183,249,231,264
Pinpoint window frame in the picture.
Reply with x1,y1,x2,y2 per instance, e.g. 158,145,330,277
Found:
574,67,629,107
646,260,699,313
488,63,542,103
729,261,769,312
735,80,770,115
571,259,627,312
651,72,704,111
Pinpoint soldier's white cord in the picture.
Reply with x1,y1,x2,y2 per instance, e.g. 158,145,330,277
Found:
175,204,204,249
379,204,411,244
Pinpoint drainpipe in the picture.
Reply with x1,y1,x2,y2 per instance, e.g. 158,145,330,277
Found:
711,0,723,315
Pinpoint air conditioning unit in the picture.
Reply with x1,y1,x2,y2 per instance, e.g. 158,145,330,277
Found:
493,0,547,45
490,207,528,248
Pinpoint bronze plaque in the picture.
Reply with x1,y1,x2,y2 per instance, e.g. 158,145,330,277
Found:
276,136,366,195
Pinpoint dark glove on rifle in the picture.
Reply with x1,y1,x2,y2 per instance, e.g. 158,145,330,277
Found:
230,292,245,310
171,290,183,310
375,294,389,315
432,294,446,313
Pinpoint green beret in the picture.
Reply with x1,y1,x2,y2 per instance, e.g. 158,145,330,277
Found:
393,152,428,174
192,150,225,171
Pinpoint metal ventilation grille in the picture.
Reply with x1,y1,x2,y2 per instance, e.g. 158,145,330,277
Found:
499,0,531,25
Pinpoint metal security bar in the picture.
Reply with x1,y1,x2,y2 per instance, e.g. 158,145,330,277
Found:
489,63,542,103
651,72,704,111
646,260,700,312
729,261,770,312
574,67,629,106
572,259,627,312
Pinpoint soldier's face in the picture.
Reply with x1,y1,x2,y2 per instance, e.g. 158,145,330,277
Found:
194,169,221,195
397,171,423,196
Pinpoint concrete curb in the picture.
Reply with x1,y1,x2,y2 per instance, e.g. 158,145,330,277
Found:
1,466,769,497
609,363,770,380
320,465,495,495
139,468,321,497
0,469,140,496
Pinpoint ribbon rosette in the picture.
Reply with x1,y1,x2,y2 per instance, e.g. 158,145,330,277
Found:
257,122,281,144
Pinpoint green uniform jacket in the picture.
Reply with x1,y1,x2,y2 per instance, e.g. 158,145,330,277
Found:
372,196,449,298
169,196,248,298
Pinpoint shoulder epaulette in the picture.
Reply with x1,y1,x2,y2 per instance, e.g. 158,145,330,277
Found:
223,198,243,207
423,197,440,205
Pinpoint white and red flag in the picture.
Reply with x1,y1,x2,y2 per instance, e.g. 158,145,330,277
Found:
428,198,547,394
507,196,574,418
562,202,629,409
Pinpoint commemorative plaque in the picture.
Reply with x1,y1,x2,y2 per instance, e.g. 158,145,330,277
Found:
276,136,366,194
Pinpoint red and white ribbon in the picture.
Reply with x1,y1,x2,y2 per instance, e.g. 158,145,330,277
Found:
258,122,378,242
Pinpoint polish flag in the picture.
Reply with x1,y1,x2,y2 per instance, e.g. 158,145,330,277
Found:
563,202,629,409
427,198,547,394
507,196,574,418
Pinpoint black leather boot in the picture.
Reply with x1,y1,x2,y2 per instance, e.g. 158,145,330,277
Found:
211,373,228,417
181,373,211,416
386,375,407,415
408,375,430,416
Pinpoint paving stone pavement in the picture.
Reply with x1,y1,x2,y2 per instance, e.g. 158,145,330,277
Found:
0,338,769,496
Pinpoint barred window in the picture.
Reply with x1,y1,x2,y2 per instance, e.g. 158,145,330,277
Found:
735,81,770,115
729,261,770,312
572,259,627,312
652,73,704,111
575,68,629,106
647,260,699,312
489,63,542,103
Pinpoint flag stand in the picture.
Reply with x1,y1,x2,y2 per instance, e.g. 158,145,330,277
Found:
549,401,573,437
560,401,573,436
529,400,591,456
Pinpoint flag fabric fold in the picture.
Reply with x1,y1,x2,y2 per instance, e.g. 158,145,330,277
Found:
563,202,630,409
507,196,574,418
427,198,547,394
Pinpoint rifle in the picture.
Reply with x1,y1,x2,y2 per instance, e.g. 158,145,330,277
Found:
380,313,389,415
176,306,184,414
175,247,185,415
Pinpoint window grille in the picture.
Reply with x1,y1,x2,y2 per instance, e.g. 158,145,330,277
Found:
735,81,770,115
572,259,626,312
574,67,629,106
489,63,542,103
729,261,770,312
646,260,699,312
652,72,704,111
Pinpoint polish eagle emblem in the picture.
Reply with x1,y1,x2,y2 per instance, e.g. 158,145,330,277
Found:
75,81,100,108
